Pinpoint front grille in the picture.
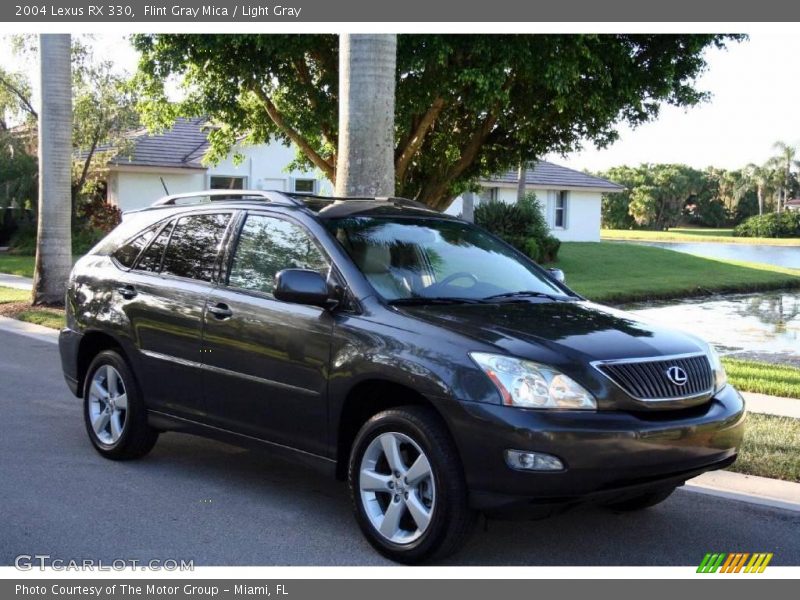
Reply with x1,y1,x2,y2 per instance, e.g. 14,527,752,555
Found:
596,354,713,401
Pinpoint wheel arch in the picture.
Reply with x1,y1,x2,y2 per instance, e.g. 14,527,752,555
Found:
75,330,127,398
333,378,453,480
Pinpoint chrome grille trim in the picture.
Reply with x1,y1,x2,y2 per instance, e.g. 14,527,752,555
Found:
591,352,714,402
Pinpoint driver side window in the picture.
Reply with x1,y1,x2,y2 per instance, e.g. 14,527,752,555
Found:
228,214,329,296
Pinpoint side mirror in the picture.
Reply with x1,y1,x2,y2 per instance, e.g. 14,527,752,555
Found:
274,269,332,308
547,268,566,284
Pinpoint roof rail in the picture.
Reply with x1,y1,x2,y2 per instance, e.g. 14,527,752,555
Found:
151,189,300,207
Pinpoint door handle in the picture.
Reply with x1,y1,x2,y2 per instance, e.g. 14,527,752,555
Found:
207,302,233,319
117,285,137,299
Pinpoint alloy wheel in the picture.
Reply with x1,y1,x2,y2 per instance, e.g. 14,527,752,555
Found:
87,364,128,445
358,431,436,545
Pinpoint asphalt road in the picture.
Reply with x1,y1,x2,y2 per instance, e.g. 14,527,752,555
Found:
1,328,799,566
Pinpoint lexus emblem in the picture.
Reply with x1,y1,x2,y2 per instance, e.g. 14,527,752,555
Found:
665,366,688,386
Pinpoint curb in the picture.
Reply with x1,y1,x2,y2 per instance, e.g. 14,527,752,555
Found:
684,470,800,513
0,274,34,291
741,392,800,419
0,315,58,344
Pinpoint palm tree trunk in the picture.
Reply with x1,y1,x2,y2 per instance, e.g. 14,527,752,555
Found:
334,34,397,197
516,162,527,203
757,185,763,216
33,34,72,305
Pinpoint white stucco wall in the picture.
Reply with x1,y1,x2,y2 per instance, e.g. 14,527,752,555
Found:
108,141,333,212
108,170,207,211
207,142,333,196
446,187,602,242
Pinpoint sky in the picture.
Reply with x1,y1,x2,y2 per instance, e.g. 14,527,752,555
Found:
2,33,798,173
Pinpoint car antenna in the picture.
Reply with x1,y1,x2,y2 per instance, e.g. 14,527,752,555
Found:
160,177,169,195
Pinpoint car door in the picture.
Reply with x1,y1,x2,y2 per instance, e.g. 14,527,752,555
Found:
201,211,334,455
121,211,234,420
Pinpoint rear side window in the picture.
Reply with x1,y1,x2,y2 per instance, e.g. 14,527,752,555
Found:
112,224,160,269
136,221,174,273
161,213,232,282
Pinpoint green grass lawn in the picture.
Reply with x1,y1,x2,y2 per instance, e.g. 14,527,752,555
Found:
602,228,800,246
0,285,64,329
728,413,800,482
722,358,800,399
547,242,800,304
0,254,35,278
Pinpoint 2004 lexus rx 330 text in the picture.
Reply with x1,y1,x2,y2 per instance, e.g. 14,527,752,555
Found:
59,190,745,563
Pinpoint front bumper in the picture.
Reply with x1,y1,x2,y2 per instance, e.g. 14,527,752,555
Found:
444,385,745,512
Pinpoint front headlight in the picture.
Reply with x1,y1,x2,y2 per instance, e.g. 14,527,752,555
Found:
470,352,596,410
707,344,728,393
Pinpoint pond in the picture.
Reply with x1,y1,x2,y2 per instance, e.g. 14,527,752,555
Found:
623,291,800,366
620,241,800,269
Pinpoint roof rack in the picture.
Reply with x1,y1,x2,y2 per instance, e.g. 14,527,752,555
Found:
151,189,301,207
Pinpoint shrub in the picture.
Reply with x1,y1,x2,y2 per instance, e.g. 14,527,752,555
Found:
733,212,800,238
474,194,561,262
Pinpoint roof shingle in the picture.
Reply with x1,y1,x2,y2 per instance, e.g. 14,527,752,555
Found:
482,161,624,191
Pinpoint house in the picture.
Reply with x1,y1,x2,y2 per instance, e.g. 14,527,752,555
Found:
446,162,624,242
104,118,332,211
103,118,622,242
787,199,800,212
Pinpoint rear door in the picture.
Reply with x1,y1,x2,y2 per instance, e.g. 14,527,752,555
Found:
201,211,333,455
121,211,235,420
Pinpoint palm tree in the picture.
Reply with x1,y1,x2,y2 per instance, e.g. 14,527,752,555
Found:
33,34,72,305
770,141,799,213
516,162,528,203
744,163,777,217
334,34,397,197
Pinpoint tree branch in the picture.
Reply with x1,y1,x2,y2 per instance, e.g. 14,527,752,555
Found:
395,97,445,184
250,85,335,182
0,73,38,120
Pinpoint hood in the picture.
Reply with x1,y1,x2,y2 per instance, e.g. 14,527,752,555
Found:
397,299,706,365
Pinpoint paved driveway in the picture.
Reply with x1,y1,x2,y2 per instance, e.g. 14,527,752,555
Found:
1,329,798,566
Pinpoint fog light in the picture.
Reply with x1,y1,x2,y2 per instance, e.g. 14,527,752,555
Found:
505,450,564,471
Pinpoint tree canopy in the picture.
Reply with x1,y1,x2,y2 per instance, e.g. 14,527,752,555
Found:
132,34,741,209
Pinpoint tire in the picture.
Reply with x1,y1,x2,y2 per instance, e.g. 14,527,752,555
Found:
348,406,476,564
603,487,676,512
83,349,158,460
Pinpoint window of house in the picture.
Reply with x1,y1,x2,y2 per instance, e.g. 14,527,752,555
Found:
293,178,316,194
136,221,175,273
228,214,328,296
555,191,568,228
210,176,246,190
160,214,232,282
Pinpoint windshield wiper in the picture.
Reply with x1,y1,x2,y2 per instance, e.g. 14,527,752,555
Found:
387,296,486,306
482,290,570,302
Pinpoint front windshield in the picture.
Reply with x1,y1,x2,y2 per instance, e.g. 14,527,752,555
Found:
326,216,570,302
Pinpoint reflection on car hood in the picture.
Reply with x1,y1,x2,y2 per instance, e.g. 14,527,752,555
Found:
398,300,706,363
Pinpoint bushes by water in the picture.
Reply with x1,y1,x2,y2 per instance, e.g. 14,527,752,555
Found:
733,212,800,238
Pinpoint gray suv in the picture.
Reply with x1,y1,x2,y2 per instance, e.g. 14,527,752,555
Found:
59,190,745,563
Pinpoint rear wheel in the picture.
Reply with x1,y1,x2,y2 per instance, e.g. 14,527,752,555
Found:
348,406,475,564
83,350,158,460
603,487,676,511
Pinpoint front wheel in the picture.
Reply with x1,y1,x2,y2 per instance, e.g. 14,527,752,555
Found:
348,406,475,564
83,350,158,460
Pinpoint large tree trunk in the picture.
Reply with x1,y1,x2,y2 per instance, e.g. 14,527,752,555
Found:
33,34,72,305
516,162,527,203
334,34,396,197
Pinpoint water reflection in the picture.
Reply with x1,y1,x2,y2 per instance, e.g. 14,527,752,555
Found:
620,241,800,269
623,291,800,365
